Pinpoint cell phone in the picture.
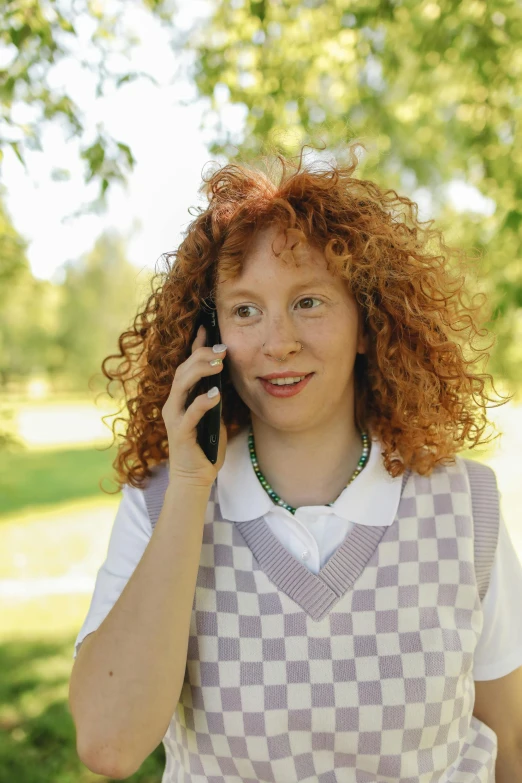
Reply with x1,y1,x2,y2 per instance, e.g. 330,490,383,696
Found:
186,296,222,465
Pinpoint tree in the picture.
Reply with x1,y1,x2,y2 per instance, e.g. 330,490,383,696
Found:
0,222,151,392
54,229,151,391
0,189,60,448
0,183,30,292
0,0,177,208
0,189,68,388
184,0,522,383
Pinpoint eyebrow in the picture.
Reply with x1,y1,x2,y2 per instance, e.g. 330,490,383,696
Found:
219,276,335,301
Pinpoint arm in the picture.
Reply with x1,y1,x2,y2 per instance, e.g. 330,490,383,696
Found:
68,479,211,779
473,666,522,783
470,502,522,779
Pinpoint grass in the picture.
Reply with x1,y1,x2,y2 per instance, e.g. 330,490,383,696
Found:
0,444,121,519
0,429,167,779
0,436,168,780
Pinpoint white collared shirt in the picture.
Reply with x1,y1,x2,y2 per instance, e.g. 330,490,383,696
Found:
73,429,522,681
219,428,402,574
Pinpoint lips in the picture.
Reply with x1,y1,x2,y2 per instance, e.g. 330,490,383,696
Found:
259,372,312,381
259,372,314,397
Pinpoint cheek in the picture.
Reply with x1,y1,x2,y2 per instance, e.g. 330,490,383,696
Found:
224,347,252,385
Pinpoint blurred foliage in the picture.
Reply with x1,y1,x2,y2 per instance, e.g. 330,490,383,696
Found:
1,0,521,391
0,197,152,392
53,230,151,391
185,0,522,383
0,182,30,290
0,0,181,405
0,0,177,208
0,445,118,517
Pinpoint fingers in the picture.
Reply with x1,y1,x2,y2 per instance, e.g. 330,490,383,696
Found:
191,324,206,354
165,325,227,423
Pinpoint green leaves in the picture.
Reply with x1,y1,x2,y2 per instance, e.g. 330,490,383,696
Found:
186,0,522,381
0,1,166,207
78,135,136,203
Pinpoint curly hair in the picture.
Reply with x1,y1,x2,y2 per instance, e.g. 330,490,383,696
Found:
100,142,508,493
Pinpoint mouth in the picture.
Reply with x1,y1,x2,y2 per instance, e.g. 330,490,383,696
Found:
259,372,313,382
259,372,314,396
259,372,314,381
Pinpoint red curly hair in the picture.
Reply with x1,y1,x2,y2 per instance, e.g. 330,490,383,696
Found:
100,142,507,493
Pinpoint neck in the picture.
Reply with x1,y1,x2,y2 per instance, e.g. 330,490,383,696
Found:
250,415,364,509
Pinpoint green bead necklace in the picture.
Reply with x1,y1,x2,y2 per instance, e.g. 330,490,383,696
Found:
247,424,371,515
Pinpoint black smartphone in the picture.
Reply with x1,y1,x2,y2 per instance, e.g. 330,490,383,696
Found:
186,296,222,465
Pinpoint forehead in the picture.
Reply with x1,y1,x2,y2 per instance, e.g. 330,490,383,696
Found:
216,226,340,296
217,275,338,303
245,225,321,264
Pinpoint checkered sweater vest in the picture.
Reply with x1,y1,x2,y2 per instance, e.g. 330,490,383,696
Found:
142,457,500,783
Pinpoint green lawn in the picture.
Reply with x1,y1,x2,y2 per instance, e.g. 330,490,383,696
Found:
0,437,169,779
0,441,168,780
0,445,120,519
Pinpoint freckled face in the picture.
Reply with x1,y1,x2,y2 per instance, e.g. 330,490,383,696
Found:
214,226,366,432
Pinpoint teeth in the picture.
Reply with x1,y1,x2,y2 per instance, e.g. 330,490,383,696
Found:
267,375,307,386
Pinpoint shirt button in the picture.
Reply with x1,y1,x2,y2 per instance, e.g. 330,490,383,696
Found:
301,550,310,561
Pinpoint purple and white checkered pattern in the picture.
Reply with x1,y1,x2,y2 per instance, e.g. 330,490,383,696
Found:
144,458,498,782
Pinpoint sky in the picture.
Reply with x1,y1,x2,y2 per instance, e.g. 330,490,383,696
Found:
1,0,496,284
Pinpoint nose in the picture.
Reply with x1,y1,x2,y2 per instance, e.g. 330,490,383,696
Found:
261,315,302,359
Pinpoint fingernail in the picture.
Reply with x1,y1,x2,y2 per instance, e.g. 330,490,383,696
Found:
212,343,227,353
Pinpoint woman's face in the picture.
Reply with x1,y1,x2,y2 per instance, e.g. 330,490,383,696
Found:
214,225,366,432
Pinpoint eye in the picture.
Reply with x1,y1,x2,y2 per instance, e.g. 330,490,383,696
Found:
233,297,323,318
298,297,321,310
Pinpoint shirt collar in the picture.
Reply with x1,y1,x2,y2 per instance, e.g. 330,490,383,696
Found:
217,427,402,527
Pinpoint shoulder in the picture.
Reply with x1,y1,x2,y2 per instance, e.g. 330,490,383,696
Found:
448,455,500,521
423,454,499,497
456,454,498,481
142,460,170,485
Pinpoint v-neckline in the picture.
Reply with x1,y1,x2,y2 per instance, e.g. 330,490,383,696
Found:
234,469,411,621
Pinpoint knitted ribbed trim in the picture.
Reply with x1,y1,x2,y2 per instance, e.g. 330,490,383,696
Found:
463,458,500,602
233,469,411,621
142,458,499,608
142,461,170,528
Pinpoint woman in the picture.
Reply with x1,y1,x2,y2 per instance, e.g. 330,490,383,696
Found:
69,144,522,782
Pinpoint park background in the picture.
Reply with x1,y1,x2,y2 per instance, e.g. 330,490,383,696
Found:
1,0,521,780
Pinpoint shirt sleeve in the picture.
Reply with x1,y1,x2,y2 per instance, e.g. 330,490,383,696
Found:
72,483,152,660
472,506,522,680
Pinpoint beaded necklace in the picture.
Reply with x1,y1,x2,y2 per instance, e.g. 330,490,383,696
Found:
247,424,371,515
